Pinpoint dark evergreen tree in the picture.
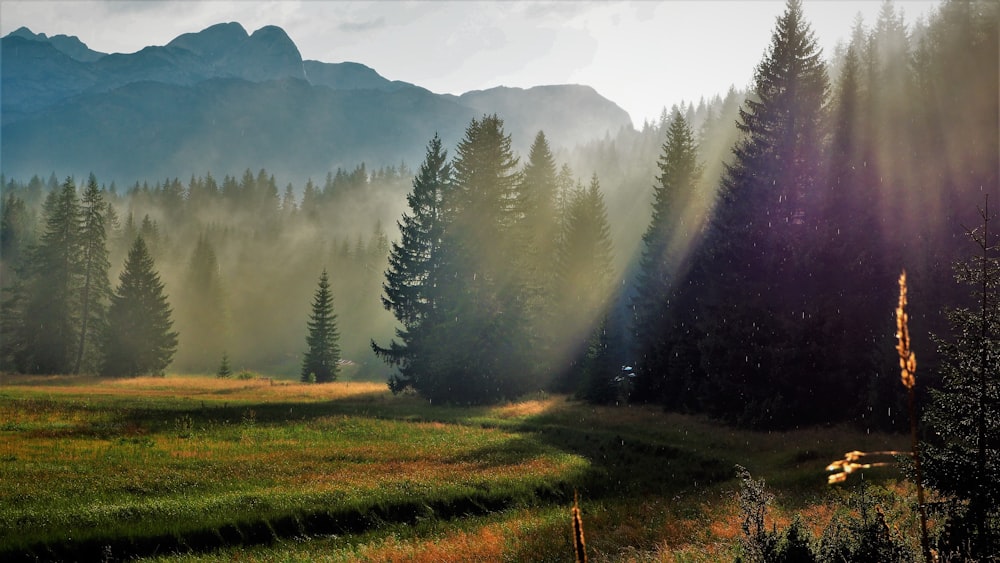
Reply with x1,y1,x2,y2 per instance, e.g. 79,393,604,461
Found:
0,192,32,288
434,114,532,403
13,178,82,373
693,0,830,427
518,131,562,384
922,202,1000,560
373,135,452,394
820,44,898,428
555,175,616,396
103,236,178,377
631,112,703,405
216,352,232,379
74,174,111,373
301,270,341,383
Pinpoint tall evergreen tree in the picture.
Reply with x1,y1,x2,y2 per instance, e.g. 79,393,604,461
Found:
922,202,999,560
0,192,32,288
103,236,178,377
693,0,830,427
301,270,341,383
631,112,703,405
555,175,616,396
518,131,562,383
16,178,82,373
434,114,532,403
74,174,112,373
373,135,452,394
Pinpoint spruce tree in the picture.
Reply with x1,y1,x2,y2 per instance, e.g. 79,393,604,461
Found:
555,175,615,397
693,0,829,427
438,114,532,403
0,192,31,288
103,236,178,377
74,174,112,373
922,202,999,559
518,131,562,383
17,178,82,373
301,270,341,383
631,112,703,405
373,135,452,394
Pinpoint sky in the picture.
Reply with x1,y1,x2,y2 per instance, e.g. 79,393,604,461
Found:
0,0,939,128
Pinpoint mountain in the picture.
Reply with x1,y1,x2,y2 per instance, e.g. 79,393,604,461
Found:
453,85,631,151
6,26,106,62
1,23,633,184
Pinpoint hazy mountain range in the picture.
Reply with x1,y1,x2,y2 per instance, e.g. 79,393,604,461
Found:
1,23,633,185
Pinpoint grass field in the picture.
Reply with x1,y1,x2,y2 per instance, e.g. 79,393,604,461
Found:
0,374,920,561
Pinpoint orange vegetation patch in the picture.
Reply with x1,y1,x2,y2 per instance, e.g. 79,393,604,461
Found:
355,520,511,562
492,397,565,419
0,374,390,403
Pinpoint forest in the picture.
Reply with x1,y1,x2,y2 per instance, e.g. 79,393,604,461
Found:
0,0,997,560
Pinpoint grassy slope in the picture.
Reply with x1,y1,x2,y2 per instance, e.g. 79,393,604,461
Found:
0,374,914,561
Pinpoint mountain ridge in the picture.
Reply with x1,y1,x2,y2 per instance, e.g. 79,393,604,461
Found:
1,23,633,185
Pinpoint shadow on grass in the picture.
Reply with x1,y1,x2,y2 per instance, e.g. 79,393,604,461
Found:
2,388,734,561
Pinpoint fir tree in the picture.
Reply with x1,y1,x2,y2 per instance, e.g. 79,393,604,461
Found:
437,114,532,403
693,0,830,427
518,131,562,383
922,201,1000,559
631,112,703,405
103,236,178,377
0,192,32,288
216,352,232,379
302,270,341,383
74,174,112,374
555,175,616,396
17,178,82,373
373,135,452,394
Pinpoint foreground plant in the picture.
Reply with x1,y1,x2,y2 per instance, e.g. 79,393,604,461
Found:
896,270,931,563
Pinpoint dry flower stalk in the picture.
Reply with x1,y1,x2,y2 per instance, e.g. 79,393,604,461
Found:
896,270,917,389
896,270,931,563
572,489,587,563
825,450,907,484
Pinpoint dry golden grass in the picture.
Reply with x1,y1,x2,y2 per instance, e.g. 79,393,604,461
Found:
0,373,389,402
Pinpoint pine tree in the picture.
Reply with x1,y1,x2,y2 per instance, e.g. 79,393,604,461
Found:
16,178,82,373
693,0,830,427
216,352,232,379
819,44,896,427
103,236,178,377
74,174,112,373
922,201,1000,559
373,135,452,394
302,270,341,383
518,131,562,383
555,175,616,396
437,114,533,403
0,192,32,289
631,112,703,405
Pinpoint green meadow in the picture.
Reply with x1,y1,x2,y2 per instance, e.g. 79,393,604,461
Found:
0,374,919,561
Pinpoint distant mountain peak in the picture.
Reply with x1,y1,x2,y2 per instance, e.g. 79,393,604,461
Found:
4,26,105,62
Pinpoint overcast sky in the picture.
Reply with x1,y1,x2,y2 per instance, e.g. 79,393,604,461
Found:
1,0,939,127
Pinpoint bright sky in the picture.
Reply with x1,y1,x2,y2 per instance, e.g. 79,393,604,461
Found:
0,1,939,127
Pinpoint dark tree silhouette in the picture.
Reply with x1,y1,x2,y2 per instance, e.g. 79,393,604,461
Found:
103,236,178,377
302,270,341,383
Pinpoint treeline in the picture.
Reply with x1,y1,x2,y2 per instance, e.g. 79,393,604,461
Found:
373,121,618,404
0,165,411,377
